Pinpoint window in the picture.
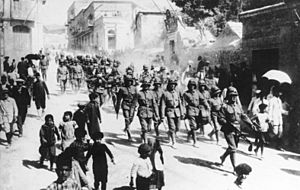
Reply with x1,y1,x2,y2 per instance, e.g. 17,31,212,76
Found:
13,25,30,33
107,29,116,49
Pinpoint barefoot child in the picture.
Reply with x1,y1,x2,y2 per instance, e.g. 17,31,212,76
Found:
86,132,114,190
252,103,270,159
39,114,60,170
59,111,77,150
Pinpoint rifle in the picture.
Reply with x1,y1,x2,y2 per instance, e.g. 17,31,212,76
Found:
235,129,253,152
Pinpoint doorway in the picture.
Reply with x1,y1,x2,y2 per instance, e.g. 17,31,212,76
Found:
252,48,280,94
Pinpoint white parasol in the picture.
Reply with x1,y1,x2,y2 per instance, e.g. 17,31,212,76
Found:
262,70,292,84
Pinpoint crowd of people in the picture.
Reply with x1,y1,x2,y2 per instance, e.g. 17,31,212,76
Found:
2,51,292,190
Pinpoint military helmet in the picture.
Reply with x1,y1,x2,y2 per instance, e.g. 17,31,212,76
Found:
188,79,197,87
143,65,148,70
211,86,221,96
227,86,238,96
124,75,134,83
153,77,162,85
168,78,178,85
198,80,207,86
141,77,151,87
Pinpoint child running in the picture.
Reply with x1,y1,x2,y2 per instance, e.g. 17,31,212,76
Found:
86,132,115,190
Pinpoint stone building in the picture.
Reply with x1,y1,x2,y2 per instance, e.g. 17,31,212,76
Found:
240,0,300,87
240,0,300,151
0,0,46,74
67,0,138,52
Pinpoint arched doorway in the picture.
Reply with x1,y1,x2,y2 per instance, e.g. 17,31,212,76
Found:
107,29,116,50
12,25,31,58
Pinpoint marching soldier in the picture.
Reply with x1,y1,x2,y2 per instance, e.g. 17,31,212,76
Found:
56,61,69,94
183,79,209,147
198,80,211,136
72,59,84,92
208,86,223,144
136,79,159,143
116,77,138,141
152,78,164,136
219,87,254,172
139,65,151,82
161,79,184,148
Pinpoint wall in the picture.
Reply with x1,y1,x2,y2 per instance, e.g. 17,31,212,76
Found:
135,13,165,48
240,1,300,152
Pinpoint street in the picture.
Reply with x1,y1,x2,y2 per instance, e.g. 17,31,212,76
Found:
0,60,299,190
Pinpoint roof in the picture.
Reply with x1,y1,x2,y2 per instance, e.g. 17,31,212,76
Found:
175,24,215,48
209,21,243,50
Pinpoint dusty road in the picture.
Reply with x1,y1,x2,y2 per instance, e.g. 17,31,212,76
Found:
1,61,300,190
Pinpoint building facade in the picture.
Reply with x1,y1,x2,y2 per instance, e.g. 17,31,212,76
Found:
240,0,300,85
67,0,138,53
240,0,300,152
0,0,46,74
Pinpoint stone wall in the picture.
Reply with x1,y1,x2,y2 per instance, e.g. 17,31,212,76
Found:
240,1,300,152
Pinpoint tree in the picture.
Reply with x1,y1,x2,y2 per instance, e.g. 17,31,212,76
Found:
172,0,241,36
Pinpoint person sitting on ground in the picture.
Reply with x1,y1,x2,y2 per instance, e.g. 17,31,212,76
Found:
39,114,60,171
130,143,153,190
59,111,77,151
86,132,115,190
227,163,252,190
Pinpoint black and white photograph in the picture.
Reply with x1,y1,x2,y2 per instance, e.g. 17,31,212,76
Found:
0,0,300,189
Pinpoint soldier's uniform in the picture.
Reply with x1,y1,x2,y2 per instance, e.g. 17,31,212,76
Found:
208,86,223,144
219,87,253,170
136,81,159,142
183,79,209,146
139,65,151,82
116,77,138,140
151,78,164,136
161,79,184,147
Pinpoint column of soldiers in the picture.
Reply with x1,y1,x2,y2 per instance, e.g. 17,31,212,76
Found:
55,54,256,173
114,64,256,173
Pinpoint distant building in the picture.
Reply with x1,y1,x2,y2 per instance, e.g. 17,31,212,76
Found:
0,0,46,73
66,0,177,53
240,0,300,83
43,25,68,50
67,0,138,52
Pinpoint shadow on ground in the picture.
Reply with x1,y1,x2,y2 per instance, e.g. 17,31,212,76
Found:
0,138,7,146
281,168,300,176
22,159,49,171
104,131,141,148
174,155,232,175
278,153,300,161
113,186,132,190
27,113,40,119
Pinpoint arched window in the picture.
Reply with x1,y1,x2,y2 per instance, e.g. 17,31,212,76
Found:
107,29,116,49
13,25,30,33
